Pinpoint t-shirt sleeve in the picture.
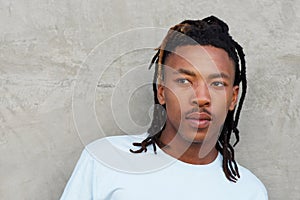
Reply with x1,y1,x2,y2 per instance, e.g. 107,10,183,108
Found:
238,165,269,200
246,170,269,200
60,149,95,200
253,182,269,200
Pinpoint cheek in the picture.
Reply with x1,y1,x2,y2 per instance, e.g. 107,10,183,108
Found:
210,91,231,123
226,92,234,108
164,89,180,110
164,88,188,119
212,87,234,106
164,81,194,104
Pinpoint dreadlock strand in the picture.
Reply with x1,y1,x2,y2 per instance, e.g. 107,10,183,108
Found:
223,129,238,182
233,127,240,147
148,50,159,70
228,144,240,178
232,41,247,129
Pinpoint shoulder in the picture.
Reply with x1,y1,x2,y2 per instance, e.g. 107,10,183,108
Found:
86,133,148,152
75,133,149,167
236,164,268,199
60,134,148,200
83,133,168,173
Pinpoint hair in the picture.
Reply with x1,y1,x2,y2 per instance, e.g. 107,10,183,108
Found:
130,16,247,182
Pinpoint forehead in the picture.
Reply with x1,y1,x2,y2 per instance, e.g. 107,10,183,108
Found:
164,45,235,79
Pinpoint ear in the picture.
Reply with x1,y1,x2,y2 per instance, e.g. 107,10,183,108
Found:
229,86,239,111
157,84,166,105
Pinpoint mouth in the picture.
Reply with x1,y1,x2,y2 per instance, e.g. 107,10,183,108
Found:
186,112,212,129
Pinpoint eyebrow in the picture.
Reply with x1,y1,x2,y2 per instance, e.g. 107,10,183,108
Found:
173,68,231,80
207,73,231,80
173,68,197,77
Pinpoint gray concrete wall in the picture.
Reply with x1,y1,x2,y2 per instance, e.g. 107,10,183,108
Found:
1,0,299,199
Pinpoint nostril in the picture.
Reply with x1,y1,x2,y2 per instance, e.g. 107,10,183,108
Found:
191,88,211,107
192,97,211,107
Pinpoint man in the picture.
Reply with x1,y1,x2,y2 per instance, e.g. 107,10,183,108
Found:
61,16,268,199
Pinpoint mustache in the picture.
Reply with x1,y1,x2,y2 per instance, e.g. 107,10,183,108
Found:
185,107,212,116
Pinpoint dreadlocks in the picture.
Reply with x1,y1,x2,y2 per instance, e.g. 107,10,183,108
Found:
130,16,247,182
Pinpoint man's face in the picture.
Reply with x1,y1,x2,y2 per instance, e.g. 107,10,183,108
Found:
157,45,239,146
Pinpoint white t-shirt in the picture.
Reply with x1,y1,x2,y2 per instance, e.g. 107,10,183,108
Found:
60,133,268,200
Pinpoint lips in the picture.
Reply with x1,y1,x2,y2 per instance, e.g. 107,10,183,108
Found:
186,112,212,129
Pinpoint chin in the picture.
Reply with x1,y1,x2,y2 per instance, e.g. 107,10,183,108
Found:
181,127,218,144
181,132,207,144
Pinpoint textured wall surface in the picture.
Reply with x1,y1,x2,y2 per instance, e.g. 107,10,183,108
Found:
1,0,299,199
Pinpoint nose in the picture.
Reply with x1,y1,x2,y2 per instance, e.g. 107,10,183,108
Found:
191,82,211,107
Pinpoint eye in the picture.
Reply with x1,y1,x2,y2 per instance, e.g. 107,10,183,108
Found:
211,81,226,87
176,78,191,85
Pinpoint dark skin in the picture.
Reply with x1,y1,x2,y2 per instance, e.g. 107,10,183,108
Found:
157,45,239,165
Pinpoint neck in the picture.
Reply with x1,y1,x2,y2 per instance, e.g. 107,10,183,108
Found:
158,128,218,165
